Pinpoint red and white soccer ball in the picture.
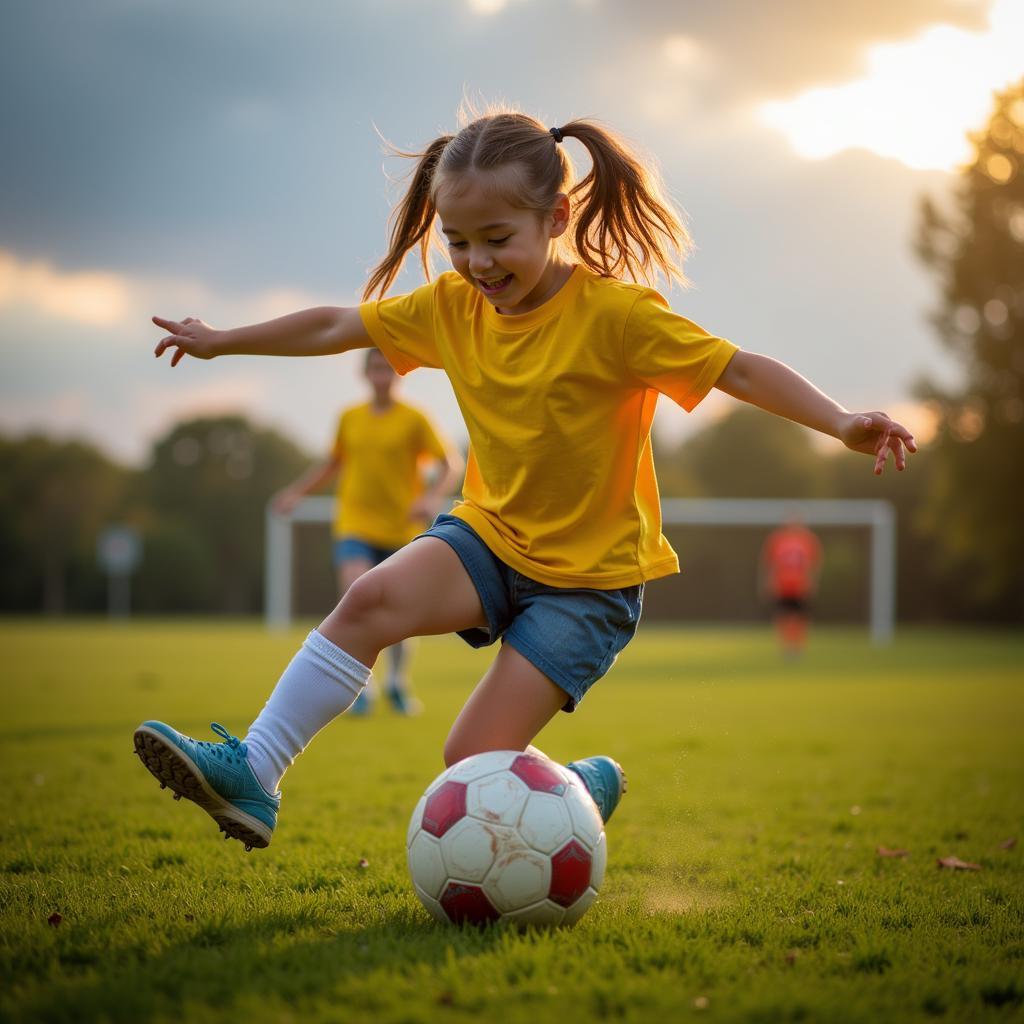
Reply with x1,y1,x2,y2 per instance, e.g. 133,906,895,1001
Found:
407,750,607,927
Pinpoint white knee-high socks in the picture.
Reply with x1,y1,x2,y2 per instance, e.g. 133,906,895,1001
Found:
244,629,370,794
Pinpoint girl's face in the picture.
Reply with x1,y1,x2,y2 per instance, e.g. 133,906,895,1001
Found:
435,169,572,316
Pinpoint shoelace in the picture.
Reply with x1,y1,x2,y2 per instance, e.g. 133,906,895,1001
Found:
206,722,244,763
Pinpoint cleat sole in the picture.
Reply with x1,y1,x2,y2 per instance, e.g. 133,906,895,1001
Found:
133,726,272,850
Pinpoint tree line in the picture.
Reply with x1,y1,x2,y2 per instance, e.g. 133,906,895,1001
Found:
0,394,1013,624
2,80,1020,623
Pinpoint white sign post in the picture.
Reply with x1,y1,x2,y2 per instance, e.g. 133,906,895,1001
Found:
97,525,142,619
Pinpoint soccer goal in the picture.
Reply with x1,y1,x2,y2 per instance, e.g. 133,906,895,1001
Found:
265,497,896,644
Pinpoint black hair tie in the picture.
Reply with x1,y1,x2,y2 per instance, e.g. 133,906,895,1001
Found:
549,126,564,144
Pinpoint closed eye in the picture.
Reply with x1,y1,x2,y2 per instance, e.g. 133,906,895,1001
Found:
447,236,509,249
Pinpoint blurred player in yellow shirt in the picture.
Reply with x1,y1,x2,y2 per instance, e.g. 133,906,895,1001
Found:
276,348,462,714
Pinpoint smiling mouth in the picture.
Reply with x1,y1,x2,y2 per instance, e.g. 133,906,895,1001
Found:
477,274,513,294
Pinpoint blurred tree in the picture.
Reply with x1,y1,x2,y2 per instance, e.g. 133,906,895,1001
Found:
0,435,129,612
659,404,829,499
828,446,946,622
143,415,310,613
131,518,219,613
916,78,1024,620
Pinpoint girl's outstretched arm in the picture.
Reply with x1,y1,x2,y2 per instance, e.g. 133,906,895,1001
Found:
152,307,371,366
714,351,918,475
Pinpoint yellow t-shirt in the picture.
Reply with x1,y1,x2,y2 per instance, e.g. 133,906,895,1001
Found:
332,400,448,548
359,265,738,587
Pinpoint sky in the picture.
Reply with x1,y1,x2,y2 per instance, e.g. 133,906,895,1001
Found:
1,0,1021,465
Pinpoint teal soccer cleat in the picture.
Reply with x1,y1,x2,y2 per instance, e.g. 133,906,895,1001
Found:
385,684,423,716
133,721,279,850
347,688,374,716
567,755,627,824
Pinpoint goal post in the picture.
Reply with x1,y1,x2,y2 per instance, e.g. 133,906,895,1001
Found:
265,497,896,644
265,495,335,631
660,499,896,645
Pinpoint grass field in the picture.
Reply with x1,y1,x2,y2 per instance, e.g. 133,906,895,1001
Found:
1,620,1022,1024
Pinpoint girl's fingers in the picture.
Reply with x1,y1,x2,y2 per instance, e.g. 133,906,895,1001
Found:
155,334,192,362
892,424,918,452
878,419,917,461
873,429,891,475
888,434,905,472
152,315,183,333
154,334,183,357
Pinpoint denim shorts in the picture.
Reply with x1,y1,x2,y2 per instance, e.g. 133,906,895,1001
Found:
332,536,399,569
417,514,644,713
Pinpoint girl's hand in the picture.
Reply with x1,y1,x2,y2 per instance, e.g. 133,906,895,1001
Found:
408,495,442,522
272,489,302,516
152,316,220,366
839,411,918,475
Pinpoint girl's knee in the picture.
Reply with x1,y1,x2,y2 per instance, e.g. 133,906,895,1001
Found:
337,569,388,626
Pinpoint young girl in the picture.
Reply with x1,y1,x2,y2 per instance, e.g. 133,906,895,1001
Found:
273,347,462,715
134,110,916,852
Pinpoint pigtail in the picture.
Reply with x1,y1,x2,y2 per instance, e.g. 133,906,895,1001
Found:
363,134,453,301
559,121,692,288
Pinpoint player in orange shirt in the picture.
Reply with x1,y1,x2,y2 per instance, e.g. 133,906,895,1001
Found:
760,520,823,658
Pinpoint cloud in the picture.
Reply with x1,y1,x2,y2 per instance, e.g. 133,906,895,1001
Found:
0,251,133,327
0,245,457,465
757,0,1024,170
0,248,340,334
610,0,992,100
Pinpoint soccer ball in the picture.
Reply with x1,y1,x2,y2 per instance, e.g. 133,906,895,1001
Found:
406,750,607,927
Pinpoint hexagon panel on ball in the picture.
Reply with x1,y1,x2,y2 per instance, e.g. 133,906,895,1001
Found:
518,791,574,854
483,844,552,914
439,816,508,883
467,771,530,828
407,831,447,900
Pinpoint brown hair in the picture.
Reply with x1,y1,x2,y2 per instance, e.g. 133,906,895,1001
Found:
363,109,692,300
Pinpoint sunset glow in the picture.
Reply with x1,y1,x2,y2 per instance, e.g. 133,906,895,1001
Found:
758,0,1024,171
0,250,131,327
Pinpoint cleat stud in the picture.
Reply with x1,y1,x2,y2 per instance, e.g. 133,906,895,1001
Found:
173,792,182,801
245,845,253,852
160,782,166,789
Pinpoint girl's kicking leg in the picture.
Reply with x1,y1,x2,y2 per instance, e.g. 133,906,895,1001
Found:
134,538,486,848
336,557,376,713
442,645,627,823
336,556,421,716
443,645,567,766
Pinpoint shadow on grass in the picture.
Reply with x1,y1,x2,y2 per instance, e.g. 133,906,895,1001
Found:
9,907,509,1024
